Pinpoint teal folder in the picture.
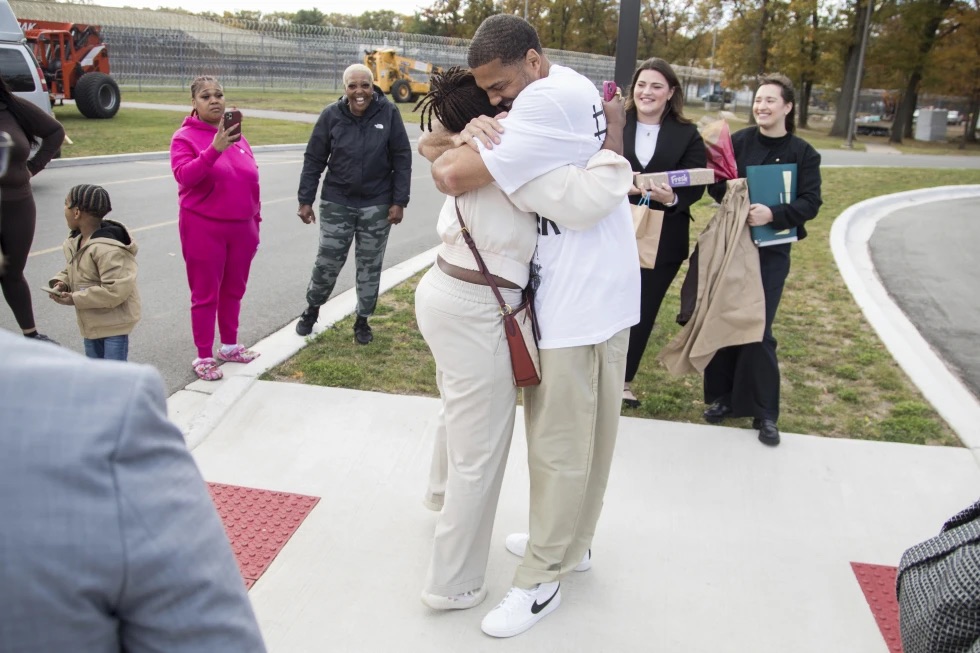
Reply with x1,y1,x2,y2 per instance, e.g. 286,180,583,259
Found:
745,164,799,247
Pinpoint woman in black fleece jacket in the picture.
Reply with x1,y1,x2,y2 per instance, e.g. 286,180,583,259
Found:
293,63,412,343
702,73,822,447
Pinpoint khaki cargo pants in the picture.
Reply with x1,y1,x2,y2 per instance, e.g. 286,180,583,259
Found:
514,327,630,588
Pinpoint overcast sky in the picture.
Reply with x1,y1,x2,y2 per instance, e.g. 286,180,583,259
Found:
93,0,430,17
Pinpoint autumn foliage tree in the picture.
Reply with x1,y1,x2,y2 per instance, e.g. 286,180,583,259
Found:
924,0,980,142
192,0,976,144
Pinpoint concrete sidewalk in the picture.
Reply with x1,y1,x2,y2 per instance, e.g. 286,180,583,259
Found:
193,381,979,652
163,191,980,651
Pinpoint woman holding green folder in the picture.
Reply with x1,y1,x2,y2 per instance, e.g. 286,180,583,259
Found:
702,73,823,447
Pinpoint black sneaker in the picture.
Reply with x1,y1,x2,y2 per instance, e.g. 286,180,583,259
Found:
26,332,60,345
353,315,373,345
295,305,319,336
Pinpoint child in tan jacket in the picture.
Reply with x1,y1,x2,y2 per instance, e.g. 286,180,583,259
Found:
48,184,140,361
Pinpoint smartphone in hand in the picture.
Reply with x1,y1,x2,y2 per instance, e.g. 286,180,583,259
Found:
40,286,64,296
602,81,618,102
223,109,243,140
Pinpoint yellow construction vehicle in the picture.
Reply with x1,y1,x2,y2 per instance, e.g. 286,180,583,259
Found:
364,48,442,103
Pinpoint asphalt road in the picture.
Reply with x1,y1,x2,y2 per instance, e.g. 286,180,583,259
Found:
819,149,980,168
870,196,980,398
2,144,445,394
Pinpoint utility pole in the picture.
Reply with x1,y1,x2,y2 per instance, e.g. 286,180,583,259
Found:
845,0,874,149
524,0,528,20
709,29,717,89
614,0,641,89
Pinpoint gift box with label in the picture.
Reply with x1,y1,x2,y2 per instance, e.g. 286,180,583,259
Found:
634,167,716,190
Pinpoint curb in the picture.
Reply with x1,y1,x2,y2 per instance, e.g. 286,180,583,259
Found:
169,246,438,450
829,185,980,452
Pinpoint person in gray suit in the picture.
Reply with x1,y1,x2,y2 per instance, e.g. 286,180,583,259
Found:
0,330,267,652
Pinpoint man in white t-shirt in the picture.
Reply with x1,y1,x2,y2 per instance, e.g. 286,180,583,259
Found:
424,14,640,639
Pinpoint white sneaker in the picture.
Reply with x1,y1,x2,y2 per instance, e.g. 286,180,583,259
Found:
504,533,592,572
420,585,487,610
480,582,561,638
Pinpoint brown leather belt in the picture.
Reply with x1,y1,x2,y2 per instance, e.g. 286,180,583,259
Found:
437,256,521,290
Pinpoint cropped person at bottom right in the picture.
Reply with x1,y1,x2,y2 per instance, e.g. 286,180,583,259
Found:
703,73,822,447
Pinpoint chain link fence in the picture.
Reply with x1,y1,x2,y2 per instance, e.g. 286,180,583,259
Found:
11,0,720,97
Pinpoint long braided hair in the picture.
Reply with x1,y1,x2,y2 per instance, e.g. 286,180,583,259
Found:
414,66,499,133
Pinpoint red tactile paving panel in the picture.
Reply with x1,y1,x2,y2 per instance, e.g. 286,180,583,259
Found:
851,562,903,653
208,482,320,589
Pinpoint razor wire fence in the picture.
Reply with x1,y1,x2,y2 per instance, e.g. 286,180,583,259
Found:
10,0,721,97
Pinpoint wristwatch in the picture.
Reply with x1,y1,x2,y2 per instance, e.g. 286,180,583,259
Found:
665,193,678,208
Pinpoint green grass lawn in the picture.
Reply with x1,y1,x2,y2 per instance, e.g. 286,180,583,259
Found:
53,103,315,158
264,167,980,447
122,87,343,114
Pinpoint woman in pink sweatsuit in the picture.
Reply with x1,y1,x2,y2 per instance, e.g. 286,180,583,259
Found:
170,75,261,381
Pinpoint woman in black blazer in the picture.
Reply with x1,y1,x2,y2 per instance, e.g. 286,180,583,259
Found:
622,58,706,408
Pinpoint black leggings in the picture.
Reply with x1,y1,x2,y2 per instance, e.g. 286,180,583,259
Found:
0,194,38,331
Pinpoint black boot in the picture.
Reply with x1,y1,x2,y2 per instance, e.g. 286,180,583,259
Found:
353,315,373,345
296,305,319,336
757,419,780,447
702,400,733,424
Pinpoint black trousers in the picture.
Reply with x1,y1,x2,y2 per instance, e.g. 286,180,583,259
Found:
0,194,38,331
703,244,791,421
625,262,683,382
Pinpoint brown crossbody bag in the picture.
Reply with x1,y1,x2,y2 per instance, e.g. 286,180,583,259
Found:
453,198,541,387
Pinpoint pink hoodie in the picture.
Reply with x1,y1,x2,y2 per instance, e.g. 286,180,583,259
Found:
170,115,261,223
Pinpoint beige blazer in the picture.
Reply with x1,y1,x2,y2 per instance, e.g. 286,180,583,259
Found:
658,179,765,375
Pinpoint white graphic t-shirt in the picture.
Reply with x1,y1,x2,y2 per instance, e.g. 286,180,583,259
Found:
481,64,640,349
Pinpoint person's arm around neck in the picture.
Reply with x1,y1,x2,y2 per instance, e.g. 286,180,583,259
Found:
431,145,494,197
510,150,633,230
418,120,456,163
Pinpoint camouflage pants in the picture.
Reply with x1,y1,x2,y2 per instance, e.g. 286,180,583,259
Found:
305,201,391,316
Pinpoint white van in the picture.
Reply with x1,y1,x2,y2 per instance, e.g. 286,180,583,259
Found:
0,0,54,117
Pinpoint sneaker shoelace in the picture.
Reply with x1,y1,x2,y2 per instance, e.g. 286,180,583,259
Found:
494,586,534,612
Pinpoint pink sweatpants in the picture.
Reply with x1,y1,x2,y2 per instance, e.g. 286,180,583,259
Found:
179,213,260,359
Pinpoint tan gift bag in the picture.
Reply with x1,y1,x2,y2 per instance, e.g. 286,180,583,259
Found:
631,194,664,269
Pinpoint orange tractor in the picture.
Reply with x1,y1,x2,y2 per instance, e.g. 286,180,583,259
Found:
17,19,120,119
